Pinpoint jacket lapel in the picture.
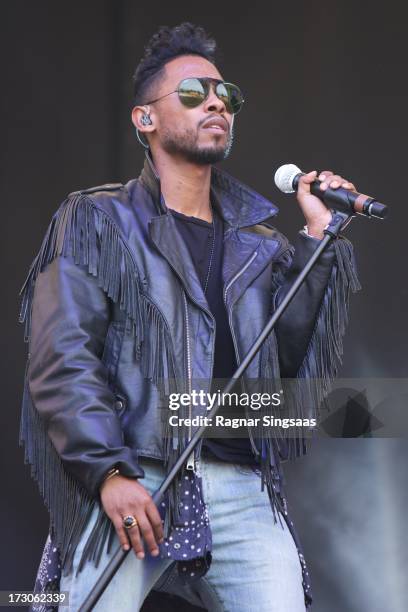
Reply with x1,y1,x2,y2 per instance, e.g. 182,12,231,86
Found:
149,213,211,314
209,177,283,310
222,229,283,310
139,152,283,313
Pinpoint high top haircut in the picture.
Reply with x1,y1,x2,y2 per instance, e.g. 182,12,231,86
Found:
133,23,218,105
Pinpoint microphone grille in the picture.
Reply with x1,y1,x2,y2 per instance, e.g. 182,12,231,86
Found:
274,164,302,194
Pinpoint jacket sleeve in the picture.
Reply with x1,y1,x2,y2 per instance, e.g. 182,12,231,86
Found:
274,231,336,378
27,254,145,498
271,229,360,460
18,192,153,568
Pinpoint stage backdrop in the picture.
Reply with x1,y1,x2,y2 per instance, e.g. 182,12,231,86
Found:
1,2,407,611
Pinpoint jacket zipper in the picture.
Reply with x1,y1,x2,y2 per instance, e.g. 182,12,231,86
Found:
176,248,259,472
153,244,215,473
182,291,195,471
223,250,258,369
223,250,259,453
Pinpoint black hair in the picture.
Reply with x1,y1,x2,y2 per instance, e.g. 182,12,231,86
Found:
133,22,217,105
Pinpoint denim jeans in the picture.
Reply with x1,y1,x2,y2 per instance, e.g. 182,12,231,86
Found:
59,455,306,612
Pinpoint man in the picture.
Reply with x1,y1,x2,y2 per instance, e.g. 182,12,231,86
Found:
19,22,359,612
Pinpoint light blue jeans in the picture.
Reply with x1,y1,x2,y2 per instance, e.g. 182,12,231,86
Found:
59,455,306,611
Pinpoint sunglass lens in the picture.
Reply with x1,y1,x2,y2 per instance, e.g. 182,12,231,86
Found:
178,78,206,108
214,82,230,110
221,83,244,114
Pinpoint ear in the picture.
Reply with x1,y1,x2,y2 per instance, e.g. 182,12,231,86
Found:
131,105,155,135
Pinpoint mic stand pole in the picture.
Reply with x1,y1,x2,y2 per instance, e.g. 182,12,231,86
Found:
79,211,350,611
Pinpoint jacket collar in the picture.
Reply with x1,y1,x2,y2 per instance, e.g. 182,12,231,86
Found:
138,151,279,228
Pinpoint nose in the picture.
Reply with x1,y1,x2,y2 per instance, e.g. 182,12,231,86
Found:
203,83,227,114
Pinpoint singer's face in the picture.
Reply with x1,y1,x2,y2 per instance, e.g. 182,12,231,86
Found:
137,55,234,164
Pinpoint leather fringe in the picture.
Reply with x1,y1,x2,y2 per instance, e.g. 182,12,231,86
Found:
242,245,294,520
260,439,285,526
19,194,177,386
18,193,177,574
255,236,360,464
19,369,96,574
284,236,361,459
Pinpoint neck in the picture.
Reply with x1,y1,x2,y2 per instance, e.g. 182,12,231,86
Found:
150,149,212,222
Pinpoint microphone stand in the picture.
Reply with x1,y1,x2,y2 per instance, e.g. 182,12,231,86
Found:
78,211,351,611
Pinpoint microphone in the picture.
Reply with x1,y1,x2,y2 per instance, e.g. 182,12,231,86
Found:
274,164,388,219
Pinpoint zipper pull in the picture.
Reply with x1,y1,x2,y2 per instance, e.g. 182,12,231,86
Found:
186,452,195,471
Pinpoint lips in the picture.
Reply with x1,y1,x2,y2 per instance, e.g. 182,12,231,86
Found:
201,116,228,133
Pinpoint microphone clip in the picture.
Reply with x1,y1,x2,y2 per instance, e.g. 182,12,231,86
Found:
324,210,354,238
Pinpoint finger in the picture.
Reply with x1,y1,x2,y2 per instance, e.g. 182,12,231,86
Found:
319,171,335,190
341,181,356,191
124,520,145,559
297,170,317,195
319,171,345,190
319,171,356,191
318,170,333,186
146,502,165,544
113,519,131,552
299,170,317,184
136,513,160,556
327,175,345,189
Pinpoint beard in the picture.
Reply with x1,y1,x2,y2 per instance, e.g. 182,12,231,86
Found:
160,124,234,165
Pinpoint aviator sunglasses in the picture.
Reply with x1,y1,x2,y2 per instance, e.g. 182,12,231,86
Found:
145,77,245,114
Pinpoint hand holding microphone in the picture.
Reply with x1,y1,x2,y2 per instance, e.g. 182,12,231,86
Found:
275,164,388,239
295,170,349,239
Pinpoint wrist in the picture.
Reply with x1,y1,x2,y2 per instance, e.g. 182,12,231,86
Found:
303,225,325,240
303,211,333,239
100,466,120,491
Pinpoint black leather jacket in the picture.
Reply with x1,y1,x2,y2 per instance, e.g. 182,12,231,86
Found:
19,153,358,570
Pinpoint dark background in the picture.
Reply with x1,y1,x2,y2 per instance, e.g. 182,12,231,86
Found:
1,1,407,611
